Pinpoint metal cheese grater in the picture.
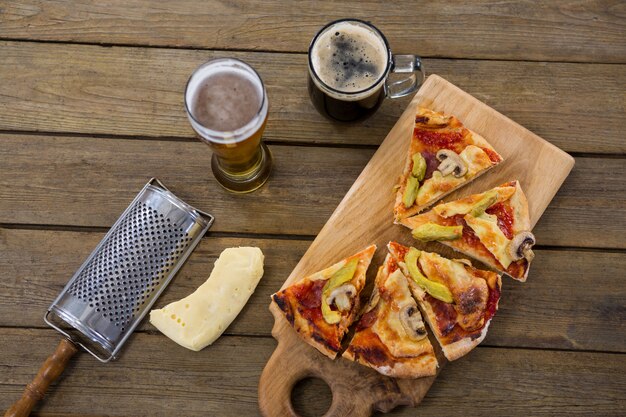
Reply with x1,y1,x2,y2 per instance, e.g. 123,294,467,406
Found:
45,177,214,361
5,178,213,417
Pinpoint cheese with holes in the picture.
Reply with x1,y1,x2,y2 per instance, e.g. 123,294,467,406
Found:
150,247,264,351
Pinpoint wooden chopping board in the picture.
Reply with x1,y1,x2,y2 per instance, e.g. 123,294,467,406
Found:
258,74,575,417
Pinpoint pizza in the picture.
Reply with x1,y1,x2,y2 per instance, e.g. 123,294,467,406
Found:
394,107,503,221
343,252,438,378
271,245,376,359
387,242,501,361
399,180,535,281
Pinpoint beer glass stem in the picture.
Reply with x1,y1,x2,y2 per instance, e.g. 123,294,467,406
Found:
385,55,425,99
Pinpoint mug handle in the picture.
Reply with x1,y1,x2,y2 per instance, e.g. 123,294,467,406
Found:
385,55,425,99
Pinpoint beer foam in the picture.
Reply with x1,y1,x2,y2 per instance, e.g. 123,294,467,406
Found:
185,59,266,140
191,72,261,132
311,21,388,94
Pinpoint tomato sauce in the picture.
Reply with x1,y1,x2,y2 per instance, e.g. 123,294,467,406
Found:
480,146,502,163
299,303,323,324
356,308,378,331
292,279,325,309
484,281,501,322
389,242,408,260
414,128,464,154
486,202,514,239
426,294,457,336
290,280,341,352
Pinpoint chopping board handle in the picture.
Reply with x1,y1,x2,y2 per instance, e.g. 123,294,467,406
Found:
4,338,78,417
259,340,374,417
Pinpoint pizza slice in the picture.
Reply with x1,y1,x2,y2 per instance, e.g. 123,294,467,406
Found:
271,245,376,359
387,242,501,361
343,253,438,378
394,107,503,221
400,180,535,281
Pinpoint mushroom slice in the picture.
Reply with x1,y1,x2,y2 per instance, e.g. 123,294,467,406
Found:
399,303,428,340
363,287,380,314
326,284,357,312
508,231,536,262
436,149,467,177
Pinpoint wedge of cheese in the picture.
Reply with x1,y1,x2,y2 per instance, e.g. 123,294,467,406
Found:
150,247,264,351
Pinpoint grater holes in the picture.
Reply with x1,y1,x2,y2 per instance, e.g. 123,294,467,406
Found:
67,200,199,334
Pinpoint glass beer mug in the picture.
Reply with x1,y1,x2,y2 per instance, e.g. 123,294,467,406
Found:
308,19,425,122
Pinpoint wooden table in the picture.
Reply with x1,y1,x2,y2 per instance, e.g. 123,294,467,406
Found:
1,2,625,416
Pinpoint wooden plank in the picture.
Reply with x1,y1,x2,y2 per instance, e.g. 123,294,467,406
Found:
1,1,625,63
0,329,624,416
0,41,624,154
0,230,303,336
0,134,623,248
1,228,624,353
0,135,369,235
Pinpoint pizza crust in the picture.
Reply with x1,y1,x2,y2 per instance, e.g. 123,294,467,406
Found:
293,304,341,359
343,341,438,378
272,291,340,359
439,320,491,361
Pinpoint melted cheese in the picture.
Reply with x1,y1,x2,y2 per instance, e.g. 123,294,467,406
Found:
418,252,471,291
150,247,264,351
418,252,488,331
307,259,346,282
371,269,427,358
464,212,514,269
416,145,493,206
508,183,530,232
433,186,516,218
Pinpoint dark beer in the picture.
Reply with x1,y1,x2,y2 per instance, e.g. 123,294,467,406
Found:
185,58,272,193
308,20,391,122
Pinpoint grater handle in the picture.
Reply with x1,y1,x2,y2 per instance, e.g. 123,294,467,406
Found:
4,338,78,417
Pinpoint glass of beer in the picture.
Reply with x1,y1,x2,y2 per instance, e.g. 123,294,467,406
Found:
308,19,425,122
185,58,272,193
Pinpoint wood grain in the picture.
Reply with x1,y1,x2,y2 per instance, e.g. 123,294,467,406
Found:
0,134,624,248
0,41,624,153
1,1,625,63
4,338,77,417
0,1,623,416
1,228,624,353
0,329,624,417
260,75,576,415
